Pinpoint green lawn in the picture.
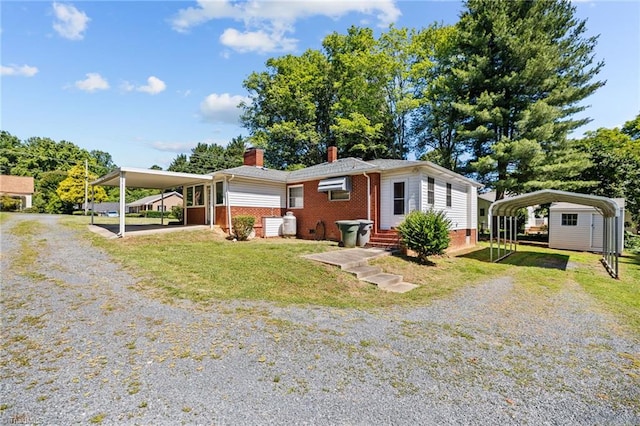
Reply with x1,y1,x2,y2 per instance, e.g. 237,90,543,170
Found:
54,215,640,332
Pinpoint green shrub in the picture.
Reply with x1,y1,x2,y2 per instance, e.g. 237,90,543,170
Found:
624,231,640,254
396,209,451,262
232,215,255,241
171,205,184,222
142,210,170,218
21,207,40,213
0,196,20,211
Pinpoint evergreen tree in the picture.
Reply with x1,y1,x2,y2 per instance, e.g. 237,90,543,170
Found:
453,0,604,199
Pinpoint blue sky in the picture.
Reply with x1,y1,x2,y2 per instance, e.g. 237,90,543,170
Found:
2,1,638,169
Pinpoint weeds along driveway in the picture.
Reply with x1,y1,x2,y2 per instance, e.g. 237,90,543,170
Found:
1,214,638,425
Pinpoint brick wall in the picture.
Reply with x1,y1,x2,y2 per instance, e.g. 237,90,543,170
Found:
289,173,380,241
448,228,477,250
212,174,381,241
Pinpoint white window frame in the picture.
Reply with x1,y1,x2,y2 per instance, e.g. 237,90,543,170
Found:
214,181,225,206
288,185,304,209
329,190,350,201
427,177,435,205
446,183,452,208
561,213,578,226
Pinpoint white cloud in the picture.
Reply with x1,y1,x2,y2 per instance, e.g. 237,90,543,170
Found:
120,76,167,95
170,0,401,53
219,28,296,53
137,76,166,95
150,141,198,153
1,64,39,77
74,72,109,92
199,93,250,124
52,2,90,40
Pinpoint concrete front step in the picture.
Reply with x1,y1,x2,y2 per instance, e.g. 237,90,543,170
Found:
361,272,403,286
378,281,419,293
344,265,382,279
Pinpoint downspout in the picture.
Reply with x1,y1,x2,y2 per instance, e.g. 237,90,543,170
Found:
226,175,235,235
363,172,371,221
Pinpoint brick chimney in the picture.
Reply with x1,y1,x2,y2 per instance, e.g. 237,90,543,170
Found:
327,146,338,163
243,148,264,167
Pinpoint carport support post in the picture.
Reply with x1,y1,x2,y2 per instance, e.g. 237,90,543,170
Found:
209,184,214,230
90,186,95,225
615,216,620,278
160,191,164,226
119,171,126,237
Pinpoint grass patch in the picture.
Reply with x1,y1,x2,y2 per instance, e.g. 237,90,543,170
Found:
7,220,47,272
62,216,640,330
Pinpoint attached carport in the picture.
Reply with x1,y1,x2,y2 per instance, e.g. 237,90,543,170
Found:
91,167,212,237
488,189,622,278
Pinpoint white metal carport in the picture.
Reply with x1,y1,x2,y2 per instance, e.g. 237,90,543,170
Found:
91,167,212,237
488,189,621,278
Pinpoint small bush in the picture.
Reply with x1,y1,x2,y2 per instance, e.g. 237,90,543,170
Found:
232,215,255,241
624,231,640,254
142,210,169,218
0,196,20,211
21,207,40,213
396,209,451,262
171,205,184,222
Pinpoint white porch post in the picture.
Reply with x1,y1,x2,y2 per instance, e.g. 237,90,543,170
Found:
119,171,126,237
90,185,95,225
209,183,214,229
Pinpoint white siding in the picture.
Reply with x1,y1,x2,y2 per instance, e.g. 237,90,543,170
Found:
381,168,476,231
380,170,422,229
549,209,594,252
549,203,624,253
263,217,284,237
228,179,285,208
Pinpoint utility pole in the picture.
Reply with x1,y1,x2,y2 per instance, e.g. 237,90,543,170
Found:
84,159,88,215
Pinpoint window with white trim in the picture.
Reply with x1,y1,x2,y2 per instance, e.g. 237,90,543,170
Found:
288,185,304,208
446,183,452,207
427,177,435,205
215,181,224,205
561,213,578,226
186,185,205,207
393,182,405,215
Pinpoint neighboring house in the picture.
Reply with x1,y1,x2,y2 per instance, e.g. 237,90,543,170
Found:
548,199,625,254
84,202,121,215
0,175,35,209
478,190,546,235
179,147,481,250
127,191,183,213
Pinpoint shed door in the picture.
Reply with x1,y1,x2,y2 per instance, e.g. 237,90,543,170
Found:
591,213,603,251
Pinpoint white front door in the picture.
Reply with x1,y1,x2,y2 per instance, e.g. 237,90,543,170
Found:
591,213,603,251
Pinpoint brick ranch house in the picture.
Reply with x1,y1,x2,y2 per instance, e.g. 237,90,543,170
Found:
93,148,482,250
184,147,482,250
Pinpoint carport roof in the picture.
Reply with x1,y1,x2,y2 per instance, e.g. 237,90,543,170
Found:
92,167,211,189
489,189,620,218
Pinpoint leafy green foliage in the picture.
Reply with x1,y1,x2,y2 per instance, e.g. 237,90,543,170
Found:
396,210,452,262
167,136,247,174
452,0,604,199
56,164,107,209
171,205,184,222
624,232,640,254
573,115,640,224
1,195,21,211
232,215,256,241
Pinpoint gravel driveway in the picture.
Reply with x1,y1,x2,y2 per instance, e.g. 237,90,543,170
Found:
1,214,638,425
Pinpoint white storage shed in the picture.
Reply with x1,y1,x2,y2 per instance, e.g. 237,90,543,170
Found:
549,199,625,254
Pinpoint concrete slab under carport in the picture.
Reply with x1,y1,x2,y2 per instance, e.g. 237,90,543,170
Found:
88,223,209,239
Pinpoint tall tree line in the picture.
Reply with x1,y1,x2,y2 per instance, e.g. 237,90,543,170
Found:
240,0,606,202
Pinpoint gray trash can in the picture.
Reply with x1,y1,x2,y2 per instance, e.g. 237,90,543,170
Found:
335,220,360,248
356,219,374,247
